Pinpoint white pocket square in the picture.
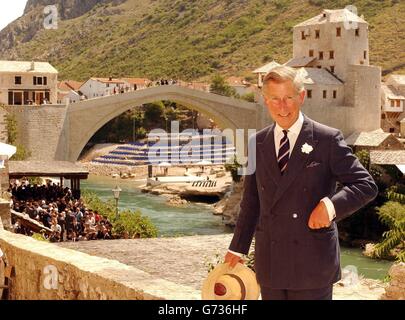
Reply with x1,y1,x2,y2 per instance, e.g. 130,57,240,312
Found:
306,161,321,168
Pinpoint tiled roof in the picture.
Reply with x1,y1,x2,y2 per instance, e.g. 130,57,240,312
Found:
121,78,151,85
58,80,83,91
345,131,392,147
91,77,126,84
381,84,405,100
0,60,58,73
390,74,405,85
253,61,281,74
294,9,367,28
370,150,405,165
298,68,343,85
285,57,316,68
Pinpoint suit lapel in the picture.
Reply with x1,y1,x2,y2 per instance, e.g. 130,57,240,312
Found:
269,115,317,210
258,124,281,186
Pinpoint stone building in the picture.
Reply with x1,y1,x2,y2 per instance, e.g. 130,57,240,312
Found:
253,8,381,135
345,130,404,152
381,75,405,135
0,61,58,106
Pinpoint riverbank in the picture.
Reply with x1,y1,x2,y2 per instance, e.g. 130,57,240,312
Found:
58,234,388,300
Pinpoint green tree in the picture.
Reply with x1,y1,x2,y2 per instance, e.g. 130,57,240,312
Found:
372,201,405,262
5,113,31,160
144,102,165,126
240,92,255,102
225,157,242,183
210,74,237,97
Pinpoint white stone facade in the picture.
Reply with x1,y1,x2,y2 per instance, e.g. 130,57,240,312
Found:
0,61,58,106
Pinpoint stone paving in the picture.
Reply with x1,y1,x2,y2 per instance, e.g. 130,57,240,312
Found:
58,234,387,299
58,234,233,291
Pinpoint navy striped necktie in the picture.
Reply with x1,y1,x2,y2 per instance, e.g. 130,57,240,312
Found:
278,130,290,175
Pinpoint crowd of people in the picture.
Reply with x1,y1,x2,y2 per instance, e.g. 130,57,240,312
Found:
10,180,113,242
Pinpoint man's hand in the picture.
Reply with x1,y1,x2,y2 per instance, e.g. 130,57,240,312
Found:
308,201,331,229
224,251,244,268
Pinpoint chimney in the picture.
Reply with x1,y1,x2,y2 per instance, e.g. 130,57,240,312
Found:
322,10,331,21
29,61,35,71
109,76,113,81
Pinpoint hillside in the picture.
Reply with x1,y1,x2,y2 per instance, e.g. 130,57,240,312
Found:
0,0,404,81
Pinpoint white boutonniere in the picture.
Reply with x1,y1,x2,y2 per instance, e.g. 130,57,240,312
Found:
301,143,313,154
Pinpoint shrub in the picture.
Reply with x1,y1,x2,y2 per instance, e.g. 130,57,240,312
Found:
372,201,405,262
112,210,158,239
82,191,158,238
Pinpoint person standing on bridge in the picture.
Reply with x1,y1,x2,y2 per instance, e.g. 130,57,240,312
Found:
224,65,378,300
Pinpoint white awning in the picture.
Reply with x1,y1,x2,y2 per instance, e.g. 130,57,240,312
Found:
0,142,17,158
396,165,405,174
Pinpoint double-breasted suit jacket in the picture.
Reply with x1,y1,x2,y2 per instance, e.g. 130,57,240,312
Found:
229,115,378,290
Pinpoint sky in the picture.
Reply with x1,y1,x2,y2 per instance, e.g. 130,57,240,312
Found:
0,0,28,31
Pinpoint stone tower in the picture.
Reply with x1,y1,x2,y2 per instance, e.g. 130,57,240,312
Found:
293,8,369,82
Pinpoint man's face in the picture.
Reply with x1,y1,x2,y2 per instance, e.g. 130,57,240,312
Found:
263,80,305,129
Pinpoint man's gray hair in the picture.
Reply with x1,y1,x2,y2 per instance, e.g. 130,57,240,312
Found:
262,66,305,94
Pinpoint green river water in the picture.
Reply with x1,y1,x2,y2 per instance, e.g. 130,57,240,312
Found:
81,175,393,280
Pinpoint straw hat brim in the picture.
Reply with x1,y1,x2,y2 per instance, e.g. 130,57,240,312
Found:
202,263,260,300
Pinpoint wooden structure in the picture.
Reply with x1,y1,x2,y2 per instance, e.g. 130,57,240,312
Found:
8,161,89,199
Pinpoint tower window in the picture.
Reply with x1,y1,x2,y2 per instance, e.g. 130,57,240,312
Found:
329,51,334,59
319,51,324,60
307,90,312,98
15,76,22,85
317,66,322,69
333,90,337,99
323,90,327,99
309,49,314,57
315,30,320,39
330,66,335,73
364,50,367,59
336,27,341,37
355,28,360,37
301,31,306,40
391,100,395,107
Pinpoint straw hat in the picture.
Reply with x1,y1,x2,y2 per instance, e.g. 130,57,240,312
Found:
202,263,260,300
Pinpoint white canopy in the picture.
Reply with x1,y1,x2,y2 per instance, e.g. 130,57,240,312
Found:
0,142,16,158
196,160,212,165
158,162,172,167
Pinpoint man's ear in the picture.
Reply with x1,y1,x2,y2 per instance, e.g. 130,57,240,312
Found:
299,89,306,103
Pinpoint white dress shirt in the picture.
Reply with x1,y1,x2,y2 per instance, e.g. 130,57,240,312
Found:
229,112,336,257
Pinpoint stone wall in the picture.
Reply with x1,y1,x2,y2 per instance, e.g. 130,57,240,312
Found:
2,104,68,161
0,230,200,300
382,263,405,300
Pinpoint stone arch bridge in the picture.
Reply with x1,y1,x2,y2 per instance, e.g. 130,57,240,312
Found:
5,85,267,162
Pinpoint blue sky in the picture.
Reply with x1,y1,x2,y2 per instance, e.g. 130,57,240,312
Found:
0,0,28,31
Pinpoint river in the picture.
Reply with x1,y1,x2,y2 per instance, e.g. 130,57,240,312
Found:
81,175,393,280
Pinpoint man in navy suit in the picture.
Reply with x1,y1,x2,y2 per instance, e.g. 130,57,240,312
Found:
225,66,378,300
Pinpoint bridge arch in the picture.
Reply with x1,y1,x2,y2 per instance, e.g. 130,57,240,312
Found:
65,85,261,161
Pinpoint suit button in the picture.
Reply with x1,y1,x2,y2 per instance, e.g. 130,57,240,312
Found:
303,188,307,192
292,213,298,219
261,186,265,191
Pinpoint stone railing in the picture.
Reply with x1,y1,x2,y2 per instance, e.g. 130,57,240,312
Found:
0,230,200,300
